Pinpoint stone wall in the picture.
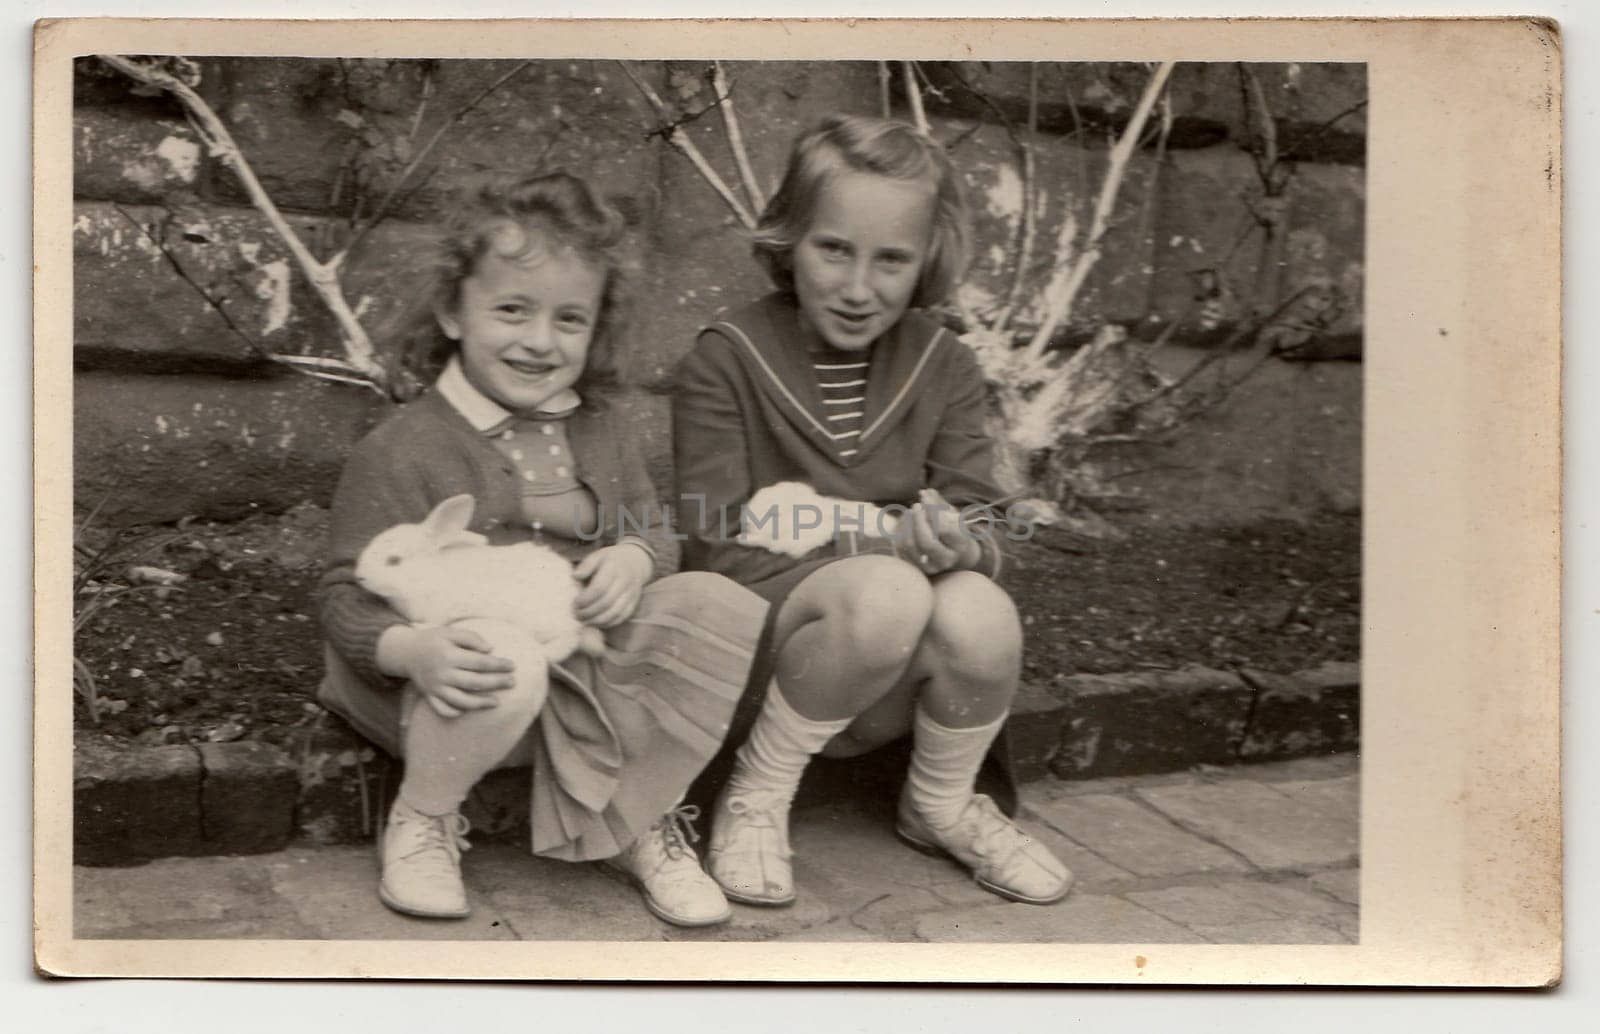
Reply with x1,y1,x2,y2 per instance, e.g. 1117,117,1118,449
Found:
72,57,1365,525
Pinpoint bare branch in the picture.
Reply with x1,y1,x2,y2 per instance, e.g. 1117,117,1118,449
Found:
344,60,533,258
902,61,930,135
1023,61,1176,364
99,54,386,387
619,61,756,229
711,61,765,214
997,63,1040,332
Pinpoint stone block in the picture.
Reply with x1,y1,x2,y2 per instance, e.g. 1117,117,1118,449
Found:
75,105,207,205
1048,666,1254,779
196,741,298,854
1098,346,1363,523
1026,792,1251,878
74,741,204,866
74,369,386,525
1238,665,1360,761
1133,779,1358,870
1006,680,1069,783
289,717,396,846
1124,884,1284,928
73,200,434,372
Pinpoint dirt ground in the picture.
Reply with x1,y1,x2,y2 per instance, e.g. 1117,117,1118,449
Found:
72,503,1360,749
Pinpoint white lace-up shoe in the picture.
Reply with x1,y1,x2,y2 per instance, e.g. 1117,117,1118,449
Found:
706,786,797,906
613,806,731,927
378,797,472,919
896,791,1073,906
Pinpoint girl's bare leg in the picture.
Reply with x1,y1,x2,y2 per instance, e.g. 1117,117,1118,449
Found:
380,618,548,919
707,555,933,904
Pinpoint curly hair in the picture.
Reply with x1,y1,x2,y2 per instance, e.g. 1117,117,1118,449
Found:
393,171,637,391
750,114,971,309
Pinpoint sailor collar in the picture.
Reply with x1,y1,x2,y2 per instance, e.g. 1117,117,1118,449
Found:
706,295,949,467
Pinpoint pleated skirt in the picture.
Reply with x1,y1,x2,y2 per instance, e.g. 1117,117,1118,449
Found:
318,570,768,862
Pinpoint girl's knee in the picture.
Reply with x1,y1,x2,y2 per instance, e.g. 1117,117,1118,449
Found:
927,572,1023,674
830,556,935,666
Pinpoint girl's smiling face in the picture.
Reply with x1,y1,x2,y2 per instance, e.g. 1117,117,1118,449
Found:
438,227,605,413
792,170,936,351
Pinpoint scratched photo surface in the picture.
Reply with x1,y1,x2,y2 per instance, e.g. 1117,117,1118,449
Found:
65,52,1364,948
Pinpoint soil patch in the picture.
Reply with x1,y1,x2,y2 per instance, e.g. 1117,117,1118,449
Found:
72,505,1360,749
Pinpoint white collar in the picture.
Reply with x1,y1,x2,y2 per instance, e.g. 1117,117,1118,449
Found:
434,356,582,432
435,357,512,432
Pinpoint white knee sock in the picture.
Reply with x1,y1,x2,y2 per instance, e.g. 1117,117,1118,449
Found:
727,682,854,801
907,707,1008,830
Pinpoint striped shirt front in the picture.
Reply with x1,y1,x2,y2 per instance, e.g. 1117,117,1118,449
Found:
810,344,870,458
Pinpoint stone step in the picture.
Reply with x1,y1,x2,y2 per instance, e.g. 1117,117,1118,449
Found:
73,660,1357,866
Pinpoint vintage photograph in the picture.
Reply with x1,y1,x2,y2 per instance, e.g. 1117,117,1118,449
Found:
63,50,1366,950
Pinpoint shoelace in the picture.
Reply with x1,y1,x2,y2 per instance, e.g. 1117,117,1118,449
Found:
724,788,791,828
656,804,702,861
962,798,1029,866
393,811,472,867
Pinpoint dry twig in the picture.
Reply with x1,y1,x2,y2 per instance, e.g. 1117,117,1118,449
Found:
99,54,387,391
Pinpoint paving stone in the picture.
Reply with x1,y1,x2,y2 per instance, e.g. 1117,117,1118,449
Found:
1230,878,1354,918
914,894,1207,943
1189,916,1351,944
1320,909,1361,943
664,893,834,942
1027,793,1252,878
790,800,983,893
838,885,948,938
1134,780,1357,870
1270,776,1360,827
1124,884,1283,928
467,843,663,942
266,845,515,941
1017,807,1138,889
1309,869,1361,906
771,918,885,942
74,855,294,937
77,915,320,940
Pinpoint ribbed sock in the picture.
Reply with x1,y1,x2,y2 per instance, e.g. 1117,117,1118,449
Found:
727,682,854,801
906,707,1008,831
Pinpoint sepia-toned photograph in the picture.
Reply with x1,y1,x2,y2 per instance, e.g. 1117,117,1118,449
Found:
34,16,1559,986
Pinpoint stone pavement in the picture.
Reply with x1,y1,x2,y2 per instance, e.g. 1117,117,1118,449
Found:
74,754,1358,944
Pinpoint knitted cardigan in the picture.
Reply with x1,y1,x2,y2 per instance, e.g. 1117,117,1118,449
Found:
318,388,676,687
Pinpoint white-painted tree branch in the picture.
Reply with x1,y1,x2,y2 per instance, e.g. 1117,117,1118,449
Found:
902,62,930,135
99,55,387,390
1022,61,1175,364
619,61,756,230
711,61,765,215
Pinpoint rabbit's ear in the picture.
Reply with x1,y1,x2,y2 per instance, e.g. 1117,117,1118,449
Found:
422,495,476,539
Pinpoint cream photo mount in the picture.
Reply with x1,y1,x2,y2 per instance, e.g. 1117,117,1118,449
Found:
34,16,1561,985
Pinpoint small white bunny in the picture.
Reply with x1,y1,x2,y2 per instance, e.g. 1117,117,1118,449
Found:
738,481,904,558
354,494,606,664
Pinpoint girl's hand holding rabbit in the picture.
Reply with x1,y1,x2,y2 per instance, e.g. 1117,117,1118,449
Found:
908,488,983,575
574,542,654,628
379,623,517,719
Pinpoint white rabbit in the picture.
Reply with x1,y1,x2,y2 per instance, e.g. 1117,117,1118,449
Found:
354,494,607,664
738,481,904,558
